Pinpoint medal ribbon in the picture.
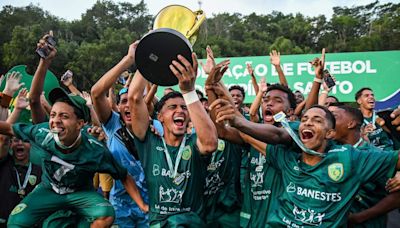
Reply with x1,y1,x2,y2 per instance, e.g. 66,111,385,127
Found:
161,135,187,178
274,112,326,157
363,111,376,126
353,137,364,148
14,162,32,192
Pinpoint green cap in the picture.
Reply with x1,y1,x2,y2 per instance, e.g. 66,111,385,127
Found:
49,88,91,123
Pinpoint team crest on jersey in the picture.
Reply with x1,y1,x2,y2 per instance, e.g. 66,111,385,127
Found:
181,146,192,160
11,203,27,215
328,163,344,182
217,139,225,151
28,175,37,185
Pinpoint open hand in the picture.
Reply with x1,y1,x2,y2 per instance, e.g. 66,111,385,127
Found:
169,53,198,94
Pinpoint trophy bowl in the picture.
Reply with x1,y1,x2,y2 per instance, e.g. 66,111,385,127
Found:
135,5,205,86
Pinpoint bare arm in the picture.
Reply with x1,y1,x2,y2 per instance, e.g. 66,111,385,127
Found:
170,54,218,154
121,174,149,213
305,48,325,110
247,63,259,94
239,131,267,155
128,71,150,141
7,89,28,124
249,77,267,123
30,34,57,124
81,91,101,126
108,87,119,112
348,191,400,224
210,98,292,145
144,84,158,115
62,77,82,96
0,106,8,121
0,121,14,136
40,92,52,116
91,41,138,123
294,100,306,117
270,50,288,87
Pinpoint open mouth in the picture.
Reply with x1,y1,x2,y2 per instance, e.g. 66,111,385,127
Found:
51,127,64,134
173,116,185,127
301,129,314,141
264,109,275,122
124,111,131,120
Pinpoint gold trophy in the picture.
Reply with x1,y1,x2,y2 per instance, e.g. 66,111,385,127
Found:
135,5,206,86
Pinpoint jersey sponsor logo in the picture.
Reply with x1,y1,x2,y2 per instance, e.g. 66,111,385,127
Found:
28,175,37,185
11,203,27,215
217,139,225,151
153,164,160,176
181,146,192,160
250,171,264,187
204,173,224,195
292,204,325,226
51,156,75,182
328,163,344,182
251,189,271,201
156,146,164,151
159,186,184,204
369,127,383,136
293,166,300,171
287,182,342,202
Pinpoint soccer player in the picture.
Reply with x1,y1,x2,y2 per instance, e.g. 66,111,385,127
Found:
128,53,218,227
211,100,400,227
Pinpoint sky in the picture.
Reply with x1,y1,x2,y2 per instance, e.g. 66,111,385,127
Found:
0,0,398,21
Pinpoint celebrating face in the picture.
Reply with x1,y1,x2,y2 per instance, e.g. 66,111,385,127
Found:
158,97,189,137
11,137,31,164
299,107,335,153
118,93,132,126
357,89,375,110
230,89,244,109
49,102,84,146
262,89,292,124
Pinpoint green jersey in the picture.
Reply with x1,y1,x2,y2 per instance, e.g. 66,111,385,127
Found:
364,116,393,151
240,146,282,228
12,122,127,193
204,139,242,224
350,140,390,228
134,129,209,226
265,143,398,227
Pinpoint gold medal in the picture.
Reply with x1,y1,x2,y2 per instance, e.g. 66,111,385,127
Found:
207,163,216,171
17,189,25,197
173,173,185,185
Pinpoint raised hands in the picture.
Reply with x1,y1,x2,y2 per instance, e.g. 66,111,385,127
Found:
391,107,400,131
169,53,198,94
36,31,57,61
3,71,25,97
81,91,93,107
310,48,326,77
15,88,29,110
269,50,281,66
200,45,216,74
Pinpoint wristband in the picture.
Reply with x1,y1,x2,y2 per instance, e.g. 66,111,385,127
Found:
0,92,12,108
321,90,329,95
313,77,323,83
182,90,199,105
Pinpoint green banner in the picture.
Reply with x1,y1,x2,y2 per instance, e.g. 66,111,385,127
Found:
158,51,400,103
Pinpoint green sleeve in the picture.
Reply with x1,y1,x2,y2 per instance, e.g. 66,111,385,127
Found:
12,123,37,142
98,149,128,180
133,128,154,165
354,147,398,184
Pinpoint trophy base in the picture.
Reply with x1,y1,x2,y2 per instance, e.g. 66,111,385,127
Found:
135,28,193,86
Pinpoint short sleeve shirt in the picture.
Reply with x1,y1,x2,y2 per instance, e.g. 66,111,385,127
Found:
12,122,127,194
265,143,398,227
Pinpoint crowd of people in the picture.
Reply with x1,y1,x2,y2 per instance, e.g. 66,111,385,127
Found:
0,32,400,228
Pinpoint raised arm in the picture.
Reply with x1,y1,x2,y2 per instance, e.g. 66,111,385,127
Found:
270,50,288,87
7,88,29,124
91,41,138,123
305,48,325,110
144,84,158,116
0,72,24,121
128,71,150,141
81,91,101,126
247,63,259,94
30,33,57,124
210,98,291,145
249,77,267,123
170,53,218,154
61,76,82,96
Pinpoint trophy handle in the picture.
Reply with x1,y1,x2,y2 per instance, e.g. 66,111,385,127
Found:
187,10,206,38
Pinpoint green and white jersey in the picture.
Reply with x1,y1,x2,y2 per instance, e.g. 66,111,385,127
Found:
364,116,394,151
204,139,242,222
265,143,398,227
134,129,209,226
240,146,282,228
350,140,390,228
12,122,128,194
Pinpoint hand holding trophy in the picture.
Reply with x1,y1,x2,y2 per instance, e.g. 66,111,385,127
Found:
135,5,205,86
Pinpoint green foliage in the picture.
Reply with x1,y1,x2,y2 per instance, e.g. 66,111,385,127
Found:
0,1,399,91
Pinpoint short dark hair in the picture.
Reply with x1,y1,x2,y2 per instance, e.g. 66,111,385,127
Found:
155,91,183,113
200,97,208,103
355,87,372,101
229,85,245,99
307,104,336,129
266,84,297,110
330,104,363,130
55,97,85,121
